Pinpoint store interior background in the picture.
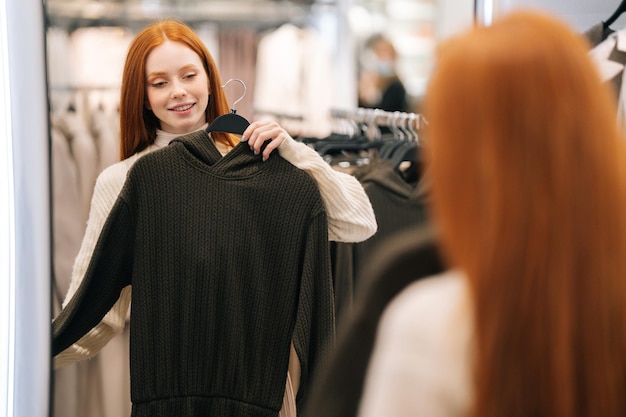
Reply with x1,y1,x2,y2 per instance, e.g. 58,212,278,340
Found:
43,0,626,144
44,0,461,131
3,0,626,416
45,3,455,416
41,0,626,412
43,2,626,417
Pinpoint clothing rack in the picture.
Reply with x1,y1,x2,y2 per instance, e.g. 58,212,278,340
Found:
330,107,425,131
329,107,425,142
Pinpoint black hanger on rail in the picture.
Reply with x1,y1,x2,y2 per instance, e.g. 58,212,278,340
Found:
206,78,250,135
604,0,626,31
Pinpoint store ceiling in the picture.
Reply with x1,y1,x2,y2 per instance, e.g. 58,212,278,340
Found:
45,0,339,27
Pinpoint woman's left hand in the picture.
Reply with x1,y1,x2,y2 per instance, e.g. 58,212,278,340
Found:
241,120,290,161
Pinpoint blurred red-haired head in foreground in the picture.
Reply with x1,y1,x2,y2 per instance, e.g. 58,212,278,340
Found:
425,9,626,417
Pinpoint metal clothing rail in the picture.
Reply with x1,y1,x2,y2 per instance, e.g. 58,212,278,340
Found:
328,107,426,144
330,107,426,131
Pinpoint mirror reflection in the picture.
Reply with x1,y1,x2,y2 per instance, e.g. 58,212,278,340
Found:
45,1,438,416
42,1,626,417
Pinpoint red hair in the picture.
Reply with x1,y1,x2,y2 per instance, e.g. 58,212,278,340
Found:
425,10,626,417
119,20,238,160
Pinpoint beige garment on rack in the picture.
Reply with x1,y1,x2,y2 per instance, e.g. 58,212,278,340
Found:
279,344,301,417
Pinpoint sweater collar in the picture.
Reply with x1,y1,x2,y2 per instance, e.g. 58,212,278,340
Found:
170,130,269,177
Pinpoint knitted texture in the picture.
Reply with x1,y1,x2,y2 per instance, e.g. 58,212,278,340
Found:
55,128,374,367
333,159,429,318
53,130,335,417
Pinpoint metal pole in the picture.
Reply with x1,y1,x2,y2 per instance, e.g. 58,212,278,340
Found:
475,0,499,26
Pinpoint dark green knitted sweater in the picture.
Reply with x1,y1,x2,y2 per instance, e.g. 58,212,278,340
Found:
52,130,335,417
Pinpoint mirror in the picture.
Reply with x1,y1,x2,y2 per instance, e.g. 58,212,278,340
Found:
43,1,441,416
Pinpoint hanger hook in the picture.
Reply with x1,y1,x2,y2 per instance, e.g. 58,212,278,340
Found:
396,111,409,141
408,113,419,144
221,78,247,113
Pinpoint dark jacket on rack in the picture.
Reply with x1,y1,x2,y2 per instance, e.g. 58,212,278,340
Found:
52,130,335,417
333,159,429,321
303,223,444,417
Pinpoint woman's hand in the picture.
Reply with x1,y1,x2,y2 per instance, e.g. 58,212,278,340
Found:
241,120,291,161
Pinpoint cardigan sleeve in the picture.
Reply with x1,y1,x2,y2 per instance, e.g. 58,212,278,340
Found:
292,210,335,413
278,135,377,243
54,162,133,367
52,192,135,357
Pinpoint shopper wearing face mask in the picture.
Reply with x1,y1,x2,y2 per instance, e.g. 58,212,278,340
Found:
357,34,410,113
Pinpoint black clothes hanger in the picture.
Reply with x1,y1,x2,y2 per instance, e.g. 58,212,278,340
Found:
206,78,250,135
604,0,626,31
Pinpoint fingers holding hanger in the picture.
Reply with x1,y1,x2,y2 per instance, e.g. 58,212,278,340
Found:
242,120,290,161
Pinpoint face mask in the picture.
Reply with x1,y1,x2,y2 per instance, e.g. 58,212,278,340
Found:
362,51,396,77
374,59,395,77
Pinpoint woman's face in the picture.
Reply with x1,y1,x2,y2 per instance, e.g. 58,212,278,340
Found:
145,40,210,135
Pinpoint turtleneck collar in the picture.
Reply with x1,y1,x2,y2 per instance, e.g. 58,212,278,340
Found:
155,123,209,149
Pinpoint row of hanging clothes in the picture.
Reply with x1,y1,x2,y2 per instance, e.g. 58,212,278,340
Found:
48,86,128,417
301,107,424,172
50,86,121,313
295,107,431,323
47,25,137,417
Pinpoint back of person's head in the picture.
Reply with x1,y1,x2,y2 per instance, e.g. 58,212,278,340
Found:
424,9,626,417
119,19,236,160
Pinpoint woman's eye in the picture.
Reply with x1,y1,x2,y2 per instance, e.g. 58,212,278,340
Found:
184,73,197,80
150,81,166,88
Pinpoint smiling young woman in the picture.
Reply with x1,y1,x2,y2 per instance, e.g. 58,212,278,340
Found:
52,19,378,417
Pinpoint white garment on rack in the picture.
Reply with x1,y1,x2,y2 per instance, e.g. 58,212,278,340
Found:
52,123,103,417
51,124,83,306
69,26,133,87
254,23,334,138
49,24,133,417
589,28,626,128
54,110,99,224
89,98,120,173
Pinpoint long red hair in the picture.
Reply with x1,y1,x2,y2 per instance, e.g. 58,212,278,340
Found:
119,20,238,160
425,10,626,417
